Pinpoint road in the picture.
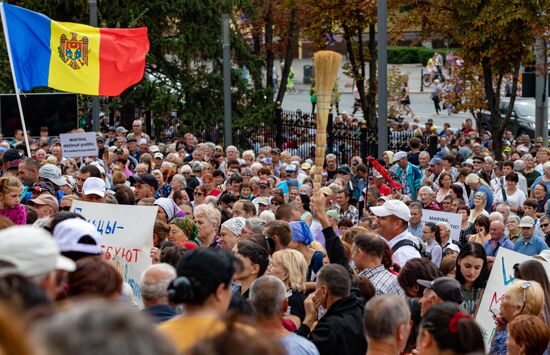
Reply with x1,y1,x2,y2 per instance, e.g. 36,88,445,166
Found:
281,89,472,131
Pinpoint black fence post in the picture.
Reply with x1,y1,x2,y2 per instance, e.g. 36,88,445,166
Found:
275,107,283,148
327,113,334,155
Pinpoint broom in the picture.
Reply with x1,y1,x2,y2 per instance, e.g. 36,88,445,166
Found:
313,50,341,190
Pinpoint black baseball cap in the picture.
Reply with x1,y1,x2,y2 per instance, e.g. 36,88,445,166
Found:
417,277,464,304
129,173,158,190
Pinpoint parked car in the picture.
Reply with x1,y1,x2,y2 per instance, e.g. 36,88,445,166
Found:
479,98,550,137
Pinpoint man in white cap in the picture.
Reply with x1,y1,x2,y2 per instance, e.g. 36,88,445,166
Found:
0,226,76,299
514,216,549,256
392,151,422,201
81,177,107,203
370,199,421,267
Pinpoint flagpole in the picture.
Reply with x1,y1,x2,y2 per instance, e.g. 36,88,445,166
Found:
0,3,32,158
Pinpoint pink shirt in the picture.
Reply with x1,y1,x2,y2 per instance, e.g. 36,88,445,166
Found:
0,204,27,225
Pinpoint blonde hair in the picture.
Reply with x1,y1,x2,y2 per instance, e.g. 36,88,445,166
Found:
194,204,221,228
112,171,126,185
271,249,307,293
506,280,545,316
0,175,22,196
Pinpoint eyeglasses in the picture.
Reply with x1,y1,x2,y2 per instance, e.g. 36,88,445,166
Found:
519,281,533,314
194,192,203,196
60,206,72,211
541,223,550,228
271,202,280,206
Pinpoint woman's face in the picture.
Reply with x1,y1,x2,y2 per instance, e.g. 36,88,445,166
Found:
473,195,483,207
383,153,390,165
266,260,288,283
294,195,303,209
441,175,452,188
153,171,164,186
507,220,519,233
156,208,168,223
167,224,187,243
219,226,239,250
203,178,213,191
194,187,205,203
180,204,193,218
475,223,486,234
499,292,522,323
338,226,350,236
196,216,214,238
241,187,251,196
458,209,468,222
458,255,484,284
506,178,516,189
171,178,182,191
271,200,280,212
288,188,299,202
421,225,434,242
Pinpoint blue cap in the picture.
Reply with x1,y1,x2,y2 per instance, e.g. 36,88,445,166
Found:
430,157,443,165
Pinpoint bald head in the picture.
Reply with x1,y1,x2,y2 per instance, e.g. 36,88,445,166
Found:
139,263,176,305
249,275,287,318
489,220,505,241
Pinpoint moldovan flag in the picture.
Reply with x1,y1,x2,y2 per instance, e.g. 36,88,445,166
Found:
1,3,149,96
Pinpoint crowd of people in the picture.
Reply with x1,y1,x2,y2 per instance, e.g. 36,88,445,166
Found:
0,116,550,355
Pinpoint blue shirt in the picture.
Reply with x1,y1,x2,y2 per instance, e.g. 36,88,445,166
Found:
514,235,549,256
483,237,514,257
469,184,493,211
531,176,550,199
280,333,320,355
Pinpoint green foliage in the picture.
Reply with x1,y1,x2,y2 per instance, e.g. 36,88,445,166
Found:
0,0,273,134
387,46,454,65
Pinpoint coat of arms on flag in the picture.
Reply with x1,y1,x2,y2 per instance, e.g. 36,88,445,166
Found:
58,32,89,70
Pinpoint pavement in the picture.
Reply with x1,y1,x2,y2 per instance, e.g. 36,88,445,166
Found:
277,58,471,130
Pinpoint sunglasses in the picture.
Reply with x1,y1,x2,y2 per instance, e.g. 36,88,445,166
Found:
194,192,203,196
541,223,550,228
519,281,533,314
271,202,280,206
60,206,72,211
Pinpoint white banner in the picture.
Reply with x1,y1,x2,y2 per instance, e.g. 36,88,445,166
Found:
475,248,550,350
60,132,98,158
71,201,157,303
421,209,462,241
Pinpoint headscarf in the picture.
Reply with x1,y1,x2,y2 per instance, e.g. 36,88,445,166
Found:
170,218,198,240
383,151,395,165
154,198,184,222
221,217,247,237
289,220,313,245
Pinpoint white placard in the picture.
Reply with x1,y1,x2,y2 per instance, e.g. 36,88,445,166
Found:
71,201,157,303
60,132,98,158
421,209,462,241
475,248,550,350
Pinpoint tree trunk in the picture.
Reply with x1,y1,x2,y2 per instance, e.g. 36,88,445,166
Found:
342,24,367,120
367,24,377,130
275,6,299,105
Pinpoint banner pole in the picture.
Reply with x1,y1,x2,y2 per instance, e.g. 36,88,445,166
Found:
0,3,32,157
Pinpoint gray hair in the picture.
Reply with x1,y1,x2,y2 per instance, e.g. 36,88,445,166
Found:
259,210,276,222
32,300,177,355
171,174,187,189
139,263,177,302
513,160,524,172
317,264,350,298
418,186,434,195
245,217,265,234
409,201,423,214
364,295,410,340
437,221,451,233
249,275,287,318
192,162,203,172
489,212,504,223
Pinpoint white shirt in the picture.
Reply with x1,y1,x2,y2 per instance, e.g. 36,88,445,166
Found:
386,229,421,267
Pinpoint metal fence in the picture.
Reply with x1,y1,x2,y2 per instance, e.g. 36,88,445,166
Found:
199,109,436,164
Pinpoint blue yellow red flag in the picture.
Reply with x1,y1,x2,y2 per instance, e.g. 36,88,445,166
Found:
0,3,149,96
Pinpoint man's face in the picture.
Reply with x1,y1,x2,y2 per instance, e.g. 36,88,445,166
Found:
133,124,142,134
419,190,431,205
350,243,365,270
540,220,550,236
398,157,408,168
502,166,512,176
441,199,452,212
36,149,46,162
419,288,437,317
521,226,534,238
134,183,154,200
127,141,136,151
489,222,503,241
336,192,347,207
82,193,106,203
76,171,91,192
313,282,329,309
227,149,238,159
52,146,62,158
115,138,124,147
430,163,442,175
409,209,421,225
326,157,336,170
185,135,194,147
419,154,429,167
14,130,23,141
17,164,36,186
33,204,53,218
232,201,246,217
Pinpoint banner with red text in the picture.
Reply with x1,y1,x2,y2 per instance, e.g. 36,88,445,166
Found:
71,200,157,303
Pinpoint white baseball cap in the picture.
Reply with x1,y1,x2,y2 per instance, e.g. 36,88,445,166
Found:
82,177,106,197
0,226,76,277
154,152,164,160
53,218,101,255
149,145,160,153
370,199,411,222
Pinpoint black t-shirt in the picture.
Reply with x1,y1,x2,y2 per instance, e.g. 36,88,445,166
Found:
287,289,306,321
408,151,420,166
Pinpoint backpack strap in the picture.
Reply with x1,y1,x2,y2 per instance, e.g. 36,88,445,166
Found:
391,239,419,253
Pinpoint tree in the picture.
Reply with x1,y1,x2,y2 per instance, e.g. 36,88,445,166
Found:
301,0,379,129
393,0,550,159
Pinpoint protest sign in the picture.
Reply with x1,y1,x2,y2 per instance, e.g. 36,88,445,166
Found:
60,132,98,158
475,248,550,350
421,209,461,241
71,200,157,302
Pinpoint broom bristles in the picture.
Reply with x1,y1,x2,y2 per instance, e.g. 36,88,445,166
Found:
312,50,341,190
